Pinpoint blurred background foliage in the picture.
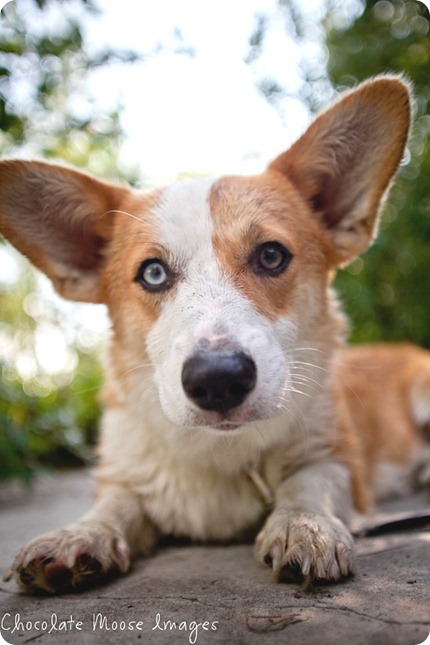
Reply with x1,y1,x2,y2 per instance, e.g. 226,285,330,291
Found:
0,0,429,483
248,0,430,345
326,0,430,345
0,0,138,484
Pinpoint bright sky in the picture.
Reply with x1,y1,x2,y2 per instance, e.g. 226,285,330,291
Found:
84,0,328,183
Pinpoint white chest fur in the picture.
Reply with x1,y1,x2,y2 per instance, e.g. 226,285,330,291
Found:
98,402,270,541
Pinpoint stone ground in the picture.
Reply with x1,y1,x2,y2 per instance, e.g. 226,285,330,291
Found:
0,469,429,645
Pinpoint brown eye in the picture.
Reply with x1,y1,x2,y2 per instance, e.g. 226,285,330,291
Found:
253,242,293,276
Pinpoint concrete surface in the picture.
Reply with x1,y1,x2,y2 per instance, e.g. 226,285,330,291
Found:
0,469,429,645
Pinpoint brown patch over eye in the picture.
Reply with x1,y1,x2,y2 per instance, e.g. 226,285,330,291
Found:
208,174,331,320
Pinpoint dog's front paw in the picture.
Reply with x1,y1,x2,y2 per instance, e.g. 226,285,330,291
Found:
254,511,355,583
4,522,130,594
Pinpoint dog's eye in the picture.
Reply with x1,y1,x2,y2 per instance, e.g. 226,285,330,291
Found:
253,242,292,275
135,259,173,292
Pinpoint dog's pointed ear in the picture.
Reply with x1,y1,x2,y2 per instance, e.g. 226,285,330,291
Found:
0,160,129,302
268,76,411,265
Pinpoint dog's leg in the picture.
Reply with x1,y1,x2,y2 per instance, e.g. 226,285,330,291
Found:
254,460,356,582
5,485,157,594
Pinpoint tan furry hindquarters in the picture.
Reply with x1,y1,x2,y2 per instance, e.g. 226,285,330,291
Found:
334,343,430,503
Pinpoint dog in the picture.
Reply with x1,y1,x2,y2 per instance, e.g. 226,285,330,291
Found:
1,75,428,594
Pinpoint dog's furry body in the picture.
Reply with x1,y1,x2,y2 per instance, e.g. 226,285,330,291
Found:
1,76,429,594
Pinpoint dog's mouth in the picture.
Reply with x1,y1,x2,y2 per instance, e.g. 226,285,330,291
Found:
178,403,253,431
183,398,282,433
201,418,249,432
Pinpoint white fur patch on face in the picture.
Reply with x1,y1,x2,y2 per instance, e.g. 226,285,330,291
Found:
145,178,298,431
150,177,215,270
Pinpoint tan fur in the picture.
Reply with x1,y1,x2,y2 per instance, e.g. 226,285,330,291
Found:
334,343,430,501
1,76,426,595
210,173,332,319
269,76,410,264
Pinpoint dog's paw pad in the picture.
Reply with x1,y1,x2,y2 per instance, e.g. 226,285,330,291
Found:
41,559,74,587
8,525,130,594
15,556,74,594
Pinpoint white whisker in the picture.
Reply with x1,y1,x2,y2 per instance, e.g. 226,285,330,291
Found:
290,376,324,389
292,360,328,373
102,209,147,226
121,363,152,378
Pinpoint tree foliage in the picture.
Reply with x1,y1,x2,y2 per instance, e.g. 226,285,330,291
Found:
0,0,138,483
326,0,430,346
0,0,141,177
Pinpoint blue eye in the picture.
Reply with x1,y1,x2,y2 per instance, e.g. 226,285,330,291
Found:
253,242,293,275
135,259,173,292
143,262,167,286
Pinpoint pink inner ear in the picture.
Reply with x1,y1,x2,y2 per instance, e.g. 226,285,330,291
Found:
308,181,343,230
311,183,354,231
0,160,129,302
267,76,411,263
42,224,108,272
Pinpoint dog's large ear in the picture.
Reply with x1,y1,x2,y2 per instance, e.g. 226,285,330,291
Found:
0,161,129,302
269,76,411,265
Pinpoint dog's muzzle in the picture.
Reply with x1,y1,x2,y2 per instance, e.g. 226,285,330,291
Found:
181,350,257,414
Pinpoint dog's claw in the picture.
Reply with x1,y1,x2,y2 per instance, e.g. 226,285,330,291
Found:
3,569,13,583
7,524,130,594
255,511,355,583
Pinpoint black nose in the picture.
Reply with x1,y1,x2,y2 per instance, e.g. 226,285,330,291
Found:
181,350,257,413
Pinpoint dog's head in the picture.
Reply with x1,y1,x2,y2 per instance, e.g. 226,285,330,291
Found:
0,77,410,431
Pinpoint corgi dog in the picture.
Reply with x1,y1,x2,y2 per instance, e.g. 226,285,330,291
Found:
1,75,426,595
